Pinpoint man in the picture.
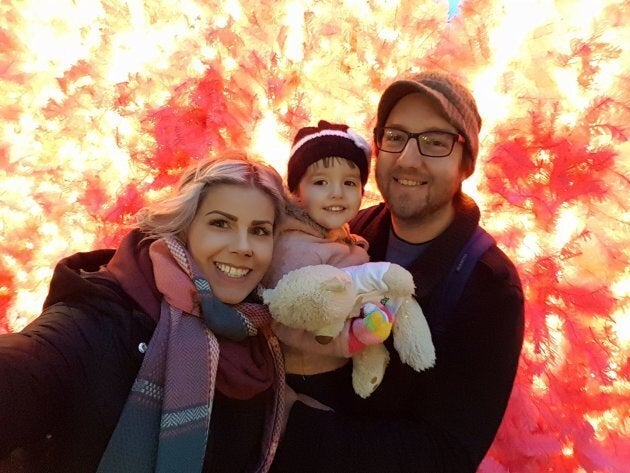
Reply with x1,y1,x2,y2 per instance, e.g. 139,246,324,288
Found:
272,72,524,472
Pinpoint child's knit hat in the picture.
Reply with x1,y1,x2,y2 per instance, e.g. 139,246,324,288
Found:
287,120,371,193
376,71,482,177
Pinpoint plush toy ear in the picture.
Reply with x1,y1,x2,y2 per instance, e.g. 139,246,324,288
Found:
382,263,415,296
322,275,351,293
393,298,436,371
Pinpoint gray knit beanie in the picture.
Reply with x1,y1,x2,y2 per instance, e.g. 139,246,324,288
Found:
375,71,482,176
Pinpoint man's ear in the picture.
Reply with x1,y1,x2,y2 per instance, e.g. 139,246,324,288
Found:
461,152,474,179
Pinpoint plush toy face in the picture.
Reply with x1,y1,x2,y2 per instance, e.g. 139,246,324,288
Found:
262,264,356,336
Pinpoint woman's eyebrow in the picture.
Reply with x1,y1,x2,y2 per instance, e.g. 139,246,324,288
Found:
252,220,273,226
204,210,236,220
205,211,272,227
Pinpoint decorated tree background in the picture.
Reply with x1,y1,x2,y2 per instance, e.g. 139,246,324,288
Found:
1,0,628,470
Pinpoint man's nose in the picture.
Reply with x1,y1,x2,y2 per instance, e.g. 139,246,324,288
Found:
395,136,423,166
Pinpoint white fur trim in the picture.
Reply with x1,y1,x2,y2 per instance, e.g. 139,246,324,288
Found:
290,128,371,157
346,128,371,157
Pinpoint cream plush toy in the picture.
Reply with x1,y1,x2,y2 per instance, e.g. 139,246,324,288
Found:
262,261,436,398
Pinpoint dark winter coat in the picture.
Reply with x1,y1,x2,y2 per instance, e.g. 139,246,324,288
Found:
0,236,269,473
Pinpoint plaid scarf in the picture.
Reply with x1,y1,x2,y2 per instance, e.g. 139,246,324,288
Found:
97,237,285,473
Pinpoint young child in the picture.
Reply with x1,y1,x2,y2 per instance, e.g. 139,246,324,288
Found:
262,120,394,375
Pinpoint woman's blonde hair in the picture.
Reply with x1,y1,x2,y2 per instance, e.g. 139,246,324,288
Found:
137,152,288,240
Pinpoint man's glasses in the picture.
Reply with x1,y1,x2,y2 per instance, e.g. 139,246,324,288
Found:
375,127,465,157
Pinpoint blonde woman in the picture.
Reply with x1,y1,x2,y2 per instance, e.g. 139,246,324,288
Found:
0,153,289,473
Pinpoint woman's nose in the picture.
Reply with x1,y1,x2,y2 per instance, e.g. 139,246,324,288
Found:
232,232,253,256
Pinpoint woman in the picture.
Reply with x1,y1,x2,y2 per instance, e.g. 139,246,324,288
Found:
0,153,289,473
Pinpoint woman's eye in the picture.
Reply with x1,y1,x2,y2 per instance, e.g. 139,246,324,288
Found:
209,219,229,228
251,226,272,236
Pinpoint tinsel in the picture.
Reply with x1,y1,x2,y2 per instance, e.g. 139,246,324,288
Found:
0,0,628,470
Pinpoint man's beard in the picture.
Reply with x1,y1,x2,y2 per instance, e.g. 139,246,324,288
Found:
389,193,445,225
382,180,460,230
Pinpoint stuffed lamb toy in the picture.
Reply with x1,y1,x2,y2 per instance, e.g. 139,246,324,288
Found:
262,262,435,398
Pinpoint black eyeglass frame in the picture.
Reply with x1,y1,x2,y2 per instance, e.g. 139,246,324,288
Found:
375,126,466,157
